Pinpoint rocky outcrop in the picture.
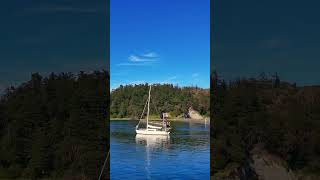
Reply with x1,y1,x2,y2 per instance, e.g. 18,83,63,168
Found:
250,144,320,180
188,107,203,120
250,144,295,180
213,144,320,180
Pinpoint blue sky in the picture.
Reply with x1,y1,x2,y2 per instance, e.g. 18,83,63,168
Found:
213,0,320,85
110,0,210,90
0,0,107,93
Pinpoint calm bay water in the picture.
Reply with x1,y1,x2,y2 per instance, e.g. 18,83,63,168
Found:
110,120,210,180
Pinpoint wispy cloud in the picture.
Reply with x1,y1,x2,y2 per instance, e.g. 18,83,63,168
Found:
190,73,201,85
192,73,199,77
158,76,180,85
142,52,158,58
128,52,158,62
128,55,156,62
117,51,159,66
167,76,177,80
116,62,152,66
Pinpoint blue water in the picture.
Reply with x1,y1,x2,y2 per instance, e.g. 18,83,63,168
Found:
110,120,210,180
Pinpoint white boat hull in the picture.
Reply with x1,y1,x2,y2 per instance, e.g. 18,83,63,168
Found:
147,124,163,129
136,129,170,135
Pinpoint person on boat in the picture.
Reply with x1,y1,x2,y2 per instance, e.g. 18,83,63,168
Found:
163,112,170,127
160,111,165,127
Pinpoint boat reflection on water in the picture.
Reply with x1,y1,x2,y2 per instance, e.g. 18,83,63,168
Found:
135,134,171,149
135,134,171,179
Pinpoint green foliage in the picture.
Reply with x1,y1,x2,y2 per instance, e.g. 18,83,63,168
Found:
110,84,209,119
211,71,320,177
0,71,109,179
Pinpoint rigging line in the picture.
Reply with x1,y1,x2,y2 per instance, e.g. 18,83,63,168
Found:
98,150,110,180
140,98,148,120
137,97,148,128
151,98,160,115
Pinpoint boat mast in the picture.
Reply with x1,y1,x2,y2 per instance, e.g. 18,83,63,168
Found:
146,85,151,130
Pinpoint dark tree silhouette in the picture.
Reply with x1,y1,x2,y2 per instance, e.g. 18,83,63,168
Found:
211,72,320,179
0,71,109,180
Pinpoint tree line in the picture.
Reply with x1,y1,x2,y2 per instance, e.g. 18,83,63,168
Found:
211,72,320,179
110,84,210,119
0,71,109,179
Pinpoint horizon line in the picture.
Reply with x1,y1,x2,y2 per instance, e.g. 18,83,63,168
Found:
110,83,210,91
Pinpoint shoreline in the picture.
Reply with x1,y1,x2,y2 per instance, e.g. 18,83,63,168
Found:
110,117,210,123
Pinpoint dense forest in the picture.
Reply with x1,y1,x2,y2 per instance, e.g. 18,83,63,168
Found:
110,84,210,119
0,71,109,179
211,72,320,179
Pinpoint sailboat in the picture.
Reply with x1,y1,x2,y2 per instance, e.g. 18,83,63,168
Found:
135,85,170,135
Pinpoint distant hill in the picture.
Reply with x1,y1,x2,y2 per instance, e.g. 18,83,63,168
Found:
110,84,209,119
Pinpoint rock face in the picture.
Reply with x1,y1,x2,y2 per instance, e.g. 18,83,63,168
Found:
250,144,320,180
213,144,320,180
251,144,295,180
188,107,203,119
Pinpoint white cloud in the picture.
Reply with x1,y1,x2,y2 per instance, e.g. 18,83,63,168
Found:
116,62,151,66
142,52,158,58
192,73,199,77
128,55,156,62
128,52,158,62
117,51,159,66
128,55,141,62
168,76,177,80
